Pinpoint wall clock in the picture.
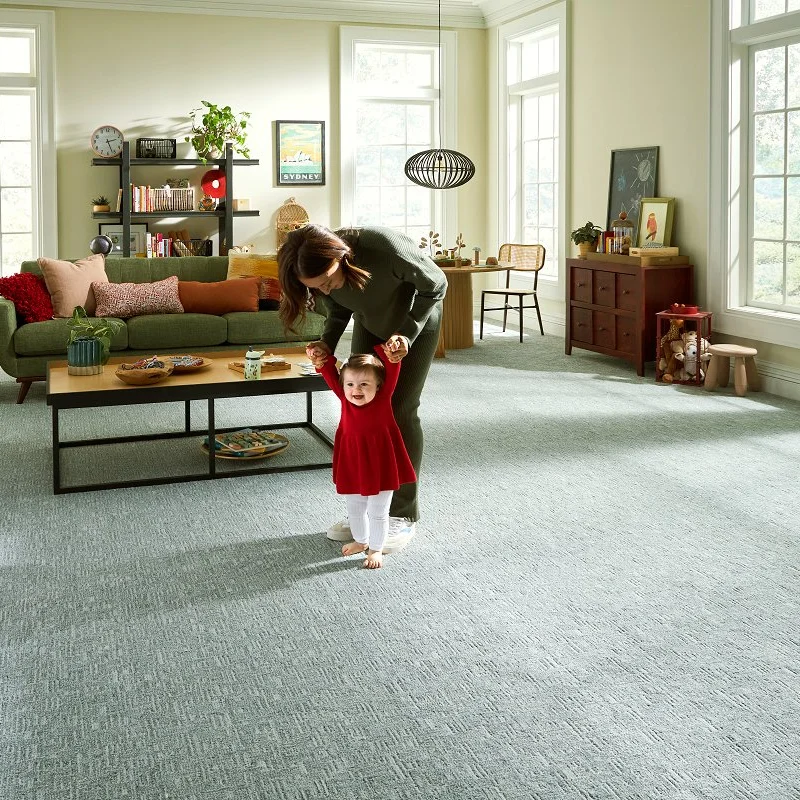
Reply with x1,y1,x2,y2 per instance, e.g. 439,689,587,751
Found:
90,125,124,158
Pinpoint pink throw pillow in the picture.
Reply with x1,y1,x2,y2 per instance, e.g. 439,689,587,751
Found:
93,275,184,318
38,253,109,317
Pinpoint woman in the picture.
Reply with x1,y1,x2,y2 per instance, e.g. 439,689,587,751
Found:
278,224,446,553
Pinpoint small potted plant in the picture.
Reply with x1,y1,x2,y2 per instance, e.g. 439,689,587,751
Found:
570,221,603,258
66,305,122,375
186,100,251,163
91,195,110,213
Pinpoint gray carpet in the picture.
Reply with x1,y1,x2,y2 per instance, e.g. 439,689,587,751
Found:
1,327,799,799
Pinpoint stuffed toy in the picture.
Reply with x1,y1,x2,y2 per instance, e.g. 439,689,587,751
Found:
659,318,684,382
678,331,711,380
661,339,687,382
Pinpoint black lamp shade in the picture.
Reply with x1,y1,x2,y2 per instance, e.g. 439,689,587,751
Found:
405,148,475,189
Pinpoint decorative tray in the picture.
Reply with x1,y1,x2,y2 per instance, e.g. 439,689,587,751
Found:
162,354,213,372
201,429,289,460
115,356,174,385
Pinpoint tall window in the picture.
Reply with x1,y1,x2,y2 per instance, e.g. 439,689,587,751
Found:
340,26,458,243
710,0,800,345
498,4,566,286
0,9,55,276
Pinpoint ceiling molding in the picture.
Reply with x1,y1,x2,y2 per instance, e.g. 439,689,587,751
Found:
0,0,511,28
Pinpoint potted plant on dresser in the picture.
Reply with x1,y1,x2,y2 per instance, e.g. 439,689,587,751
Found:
66,306,122,375
570,221,603,259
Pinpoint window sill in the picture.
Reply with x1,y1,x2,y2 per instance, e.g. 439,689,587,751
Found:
715,304,800,349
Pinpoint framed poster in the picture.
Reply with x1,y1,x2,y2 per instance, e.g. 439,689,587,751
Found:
637,197,675,247
99,223,148,257
606,146,659,235
275,120,325,186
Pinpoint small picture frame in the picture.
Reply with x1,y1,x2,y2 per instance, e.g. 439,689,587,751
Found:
99,223,148,257
636,197,675,247
275,120,325,186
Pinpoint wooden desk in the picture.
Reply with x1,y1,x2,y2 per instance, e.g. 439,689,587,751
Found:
436,262,512,356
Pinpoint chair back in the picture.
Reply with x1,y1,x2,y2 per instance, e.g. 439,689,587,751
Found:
499,243,546,273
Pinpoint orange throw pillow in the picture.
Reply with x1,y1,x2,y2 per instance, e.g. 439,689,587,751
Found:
38,253,109,317
178,277,259,314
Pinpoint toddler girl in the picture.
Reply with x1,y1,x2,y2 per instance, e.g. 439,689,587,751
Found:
315,341,415,568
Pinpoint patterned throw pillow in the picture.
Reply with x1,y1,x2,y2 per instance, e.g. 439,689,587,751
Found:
92,275,184,318
0,272,55,323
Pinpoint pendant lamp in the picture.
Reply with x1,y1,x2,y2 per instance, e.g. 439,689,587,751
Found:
404,0,475,190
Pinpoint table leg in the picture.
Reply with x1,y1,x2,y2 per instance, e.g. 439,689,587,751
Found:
207,398,216,476
52,407,61,494
442,271,474,349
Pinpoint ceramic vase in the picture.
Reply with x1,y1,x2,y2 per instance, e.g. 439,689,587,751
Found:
67,337,103,375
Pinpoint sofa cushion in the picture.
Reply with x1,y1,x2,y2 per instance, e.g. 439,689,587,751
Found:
178,277,259,314
38,254,108,317
0,272,54,323
226,310,326,345
13,317,128,356
93,275,184,318
126,313,227,350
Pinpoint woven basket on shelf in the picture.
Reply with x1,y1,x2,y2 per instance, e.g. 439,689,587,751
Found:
276,197,309,250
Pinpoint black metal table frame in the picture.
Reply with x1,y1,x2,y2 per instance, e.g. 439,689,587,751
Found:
47,374,334,494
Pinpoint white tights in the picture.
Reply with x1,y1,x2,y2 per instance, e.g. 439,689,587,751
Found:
344,490,393,553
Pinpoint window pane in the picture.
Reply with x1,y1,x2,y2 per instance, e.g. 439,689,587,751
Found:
789,44,800,107
539,183,554,226
355,186,379,226
523,95,538,138
407,186,430,227
754,47,785,111
1,233,32,275
788,111,800,174
538,94,554,137
753,0,787,20
0,93,31,139
406,105,431,144
406,52,433,88
787,243,800,306
539,138,554,181
380,145,406,185
523,140,538,182
753,177,784,238
752,240,784,303
356,146,380,186
539,35,556,76
0,34,31,74
754,112,785,174
0,141,32,185
0,187,31,232
787,177,800,240
380,187,404,227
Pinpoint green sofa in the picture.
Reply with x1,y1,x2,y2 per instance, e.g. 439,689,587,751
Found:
0,256,325,403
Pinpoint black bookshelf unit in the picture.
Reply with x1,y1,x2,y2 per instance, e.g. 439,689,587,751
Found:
91,142,259,256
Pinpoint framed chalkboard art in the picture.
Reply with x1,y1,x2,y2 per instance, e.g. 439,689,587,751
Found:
606,146,659,236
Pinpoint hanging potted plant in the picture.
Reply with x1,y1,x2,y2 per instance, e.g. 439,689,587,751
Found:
186,100,251,163
570,221,603,259
66,305,122,375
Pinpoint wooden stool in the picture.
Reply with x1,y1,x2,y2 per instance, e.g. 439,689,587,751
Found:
704,344,760,396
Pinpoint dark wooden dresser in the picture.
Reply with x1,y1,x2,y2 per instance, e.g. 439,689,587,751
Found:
565,256,694,376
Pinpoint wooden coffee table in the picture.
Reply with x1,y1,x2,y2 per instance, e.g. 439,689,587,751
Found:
46,348,334,494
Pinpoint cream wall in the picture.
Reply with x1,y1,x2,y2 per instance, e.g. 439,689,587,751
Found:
49,8,487,259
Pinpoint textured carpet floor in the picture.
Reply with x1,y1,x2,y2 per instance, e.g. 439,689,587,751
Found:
1,328,799,799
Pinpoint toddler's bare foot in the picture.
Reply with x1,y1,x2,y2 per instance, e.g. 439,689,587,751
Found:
364,549,383,569
342,541,368,557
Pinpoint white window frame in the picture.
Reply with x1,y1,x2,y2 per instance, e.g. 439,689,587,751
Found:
496,2,567,300
339,25,459,242
709,0,800,347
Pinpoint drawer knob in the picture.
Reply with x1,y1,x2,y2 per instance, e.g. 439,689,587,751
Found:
622,290,630,295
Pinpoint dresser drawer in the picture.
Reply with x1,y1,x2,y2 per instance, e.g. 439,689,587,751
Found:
571,268,592,304
616,315,636,354
571,307,593,343
593,311,616,349
593,270,615,307
616,273,638,312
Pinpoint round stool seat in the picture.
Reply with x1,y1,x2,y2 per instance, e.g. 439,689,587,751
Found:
708,343,758,358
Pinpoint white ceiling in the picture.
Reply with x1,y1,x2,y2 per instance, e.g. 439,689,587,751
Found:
0,0,536,29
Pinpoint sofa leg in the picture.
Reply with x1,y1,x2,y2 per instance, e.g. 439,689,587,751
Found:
16,377,41,404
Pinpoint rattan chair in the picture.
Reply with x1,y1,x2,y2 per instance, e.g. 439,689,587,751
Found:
479,243,546,342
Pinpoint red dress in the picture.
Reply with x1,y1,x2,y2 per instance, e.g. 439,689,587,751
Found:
318,346,416,496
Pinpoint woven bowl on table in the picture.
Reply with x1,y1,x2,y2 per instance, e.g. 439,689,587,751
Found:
114,359,174,385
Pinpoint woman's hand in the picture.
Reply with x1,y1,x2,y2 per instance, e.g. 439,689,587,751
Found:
306,340,332,367
382,334,409,363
